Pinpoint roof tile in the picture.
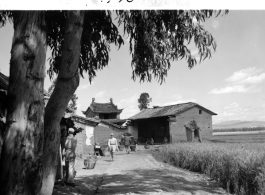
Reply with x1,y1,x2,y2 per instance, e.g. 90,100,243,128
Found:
129,102,217,120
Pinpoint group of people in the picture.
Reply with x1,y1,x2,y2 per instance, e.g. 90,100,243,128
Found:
97,133,169,162
106,133,137,161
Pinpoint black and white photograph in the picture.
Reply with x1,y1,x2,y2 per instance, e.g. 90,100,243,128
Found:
0,1,264,194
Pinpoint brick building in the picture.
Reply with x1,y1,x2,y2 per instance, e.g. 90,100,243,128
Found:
127,102,217,143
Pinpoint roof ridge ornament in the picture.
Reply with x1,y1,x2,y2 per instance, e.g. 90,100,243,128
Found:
92,98,95,103
110,98,113,103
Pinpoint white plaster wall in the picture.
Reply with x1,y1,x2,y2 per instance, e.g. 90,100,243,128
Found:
85,126,94,146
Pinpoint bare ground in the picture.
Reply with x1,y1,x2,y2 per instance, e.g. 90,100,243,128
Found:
53,146,229,195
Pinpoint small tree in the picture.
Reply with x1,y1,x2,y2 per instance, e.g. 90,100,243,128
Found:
138,93,152,110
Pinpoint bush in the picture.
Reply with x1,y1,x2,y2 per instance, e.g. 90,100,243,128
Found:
152,143,265,195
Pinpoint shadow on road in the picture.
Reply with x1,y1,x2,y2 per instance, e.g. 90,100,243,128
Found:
97,167,225,194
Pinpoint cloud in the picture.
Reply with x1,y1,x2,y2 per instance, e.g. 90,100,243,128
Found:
224,103,238,110
209,85,251,94
214,103,265,123
161,98,197,106
239,73,265,85
118,94,139,119
154,94,196,107
95,91,106,98
225,67,264,84
77,82,94,90
118,94,138,104
120,87,128,92
209,67,265,94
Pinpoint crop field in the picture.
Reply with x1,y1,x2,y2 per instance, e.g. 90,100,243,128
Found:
213,127,265,132
153,142,265,195
209,133,265,143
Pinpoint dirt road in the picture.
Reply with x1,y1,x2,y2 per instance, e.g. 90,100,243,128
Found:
53,146,229,195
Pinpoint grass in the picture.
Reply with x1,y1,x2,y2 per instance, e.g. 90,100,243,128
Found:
152,143,265,195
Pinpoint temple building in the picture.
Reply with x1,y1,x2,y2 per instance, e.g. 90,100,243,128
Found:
70,98,127,157
82,98,123,119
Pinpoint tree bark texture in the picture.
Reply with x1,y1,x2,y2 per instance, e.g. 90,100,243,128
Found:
0,11,46,195
40,11,84,195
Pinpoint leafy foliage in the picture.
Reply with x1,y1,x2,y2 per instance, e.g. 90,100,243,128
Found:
117,10,228,84
0,10,228,84
138,92,152,110
0,11,13,27
46,10,124,82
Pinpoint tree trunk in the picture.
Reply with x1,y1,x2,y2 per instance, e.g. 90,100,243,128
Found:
0,11,46,195
40,11,84,195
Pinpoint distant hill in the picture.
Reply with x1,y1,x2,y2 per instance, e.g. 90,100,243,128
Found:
213,120,265,129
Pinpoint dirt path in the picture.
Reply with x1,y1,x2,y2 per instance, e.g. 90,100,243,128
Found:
53,146,229,195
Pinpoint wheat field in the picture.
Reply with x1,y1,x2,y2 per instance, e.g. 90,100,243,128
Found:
153,143,265,195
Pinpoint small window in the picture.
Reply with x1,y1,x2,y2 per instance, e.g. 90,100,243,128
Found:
199,110,202,114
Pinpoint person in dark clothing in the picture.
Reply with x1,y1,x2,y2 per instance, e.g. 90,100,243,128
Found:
124,136,131,154
150,138,154,146
94,142,101,156
163,137,168,144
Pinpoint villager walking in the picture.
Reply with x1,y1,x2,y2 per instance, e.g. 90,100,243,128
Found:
124,135,131,154
64,128,77,186
108,133,118,161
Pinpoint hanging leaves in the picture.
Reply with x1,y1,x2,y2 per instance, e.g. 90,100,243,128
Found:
0,10,228,84
117,10,228,84
46,10,124,82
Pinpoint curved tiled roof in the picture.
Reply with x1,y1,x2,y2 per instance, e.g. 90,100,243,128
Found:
129,102,217,120
83,99,123,115
72,114,126,129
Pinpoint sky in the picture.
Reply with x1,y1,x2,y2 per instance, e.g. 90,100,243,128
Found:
0,9,265,124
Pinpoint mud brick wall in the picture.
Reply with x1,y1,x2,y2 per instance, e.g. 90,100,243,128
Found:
74,122,94,159
74,120,128,158
94,123,128,145
171,107,213,142
74,122,86,159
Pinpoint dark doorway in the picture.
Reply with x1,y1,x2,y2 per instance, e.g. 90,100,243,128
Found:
138,117,169,144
